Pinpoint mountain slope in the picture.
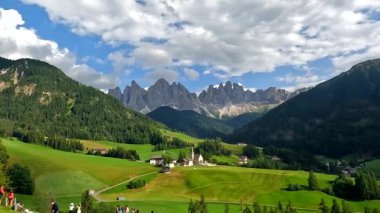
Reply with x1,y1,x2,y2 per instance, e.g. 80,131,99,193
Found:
148,106,233,138
233,59,380,158
0,57,162,143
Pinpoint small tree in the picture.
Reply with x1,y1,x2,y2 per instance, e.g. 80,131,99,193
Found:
178,151,187,163
308,171,319,190
341,201,352,213
364,207,371,213
285,201,296,213
319,199,329,213
331,199,341,213
253,202,262,213
33,192,53,213
81,190,95,213
224,204,230,213
7,163,34,194
243,205,252,213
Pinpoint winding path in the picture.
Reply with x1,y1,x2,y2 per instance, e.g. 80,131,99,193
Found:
92,171,157,202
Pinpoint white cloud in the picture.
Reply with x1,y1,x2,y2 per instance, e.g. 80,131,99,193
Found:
17,0,380,82
332,46,380,73
277,74,324,89
183,68,199,80
108,51,129,75
0,8,118,90
131,45,172,69
145,69,179,84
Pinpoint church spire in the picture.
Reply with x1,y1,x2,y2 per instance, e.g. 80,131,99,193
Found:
191,146,194,160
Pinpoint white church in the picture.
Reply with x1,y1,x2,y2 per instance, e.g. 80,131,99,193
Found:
182,147,204,166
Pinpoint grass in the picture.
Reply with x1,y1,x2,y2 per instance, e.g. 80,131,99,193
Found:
160,129,204,144
81,139,191,161
2,138,158,196
0,206,14,213
3,138,380,212
104,173,158,194
365,159,380,177
99,166,380,211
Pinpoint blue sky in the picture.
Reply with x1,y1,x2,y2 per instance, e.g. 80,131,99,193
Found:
1,1,380,92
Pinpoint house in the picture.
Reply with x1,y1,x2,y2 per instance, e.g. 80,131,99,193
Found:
165,162,175,168
160,167,171,173
267,156,281,161
238,156,249,165
93,148,107,155
182,159,193,167
149,156,163,165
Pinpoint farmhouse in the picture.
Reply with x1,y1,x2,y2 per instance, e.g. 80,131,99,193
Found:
93,148,107,155
149,156,163,165
239,156,249,165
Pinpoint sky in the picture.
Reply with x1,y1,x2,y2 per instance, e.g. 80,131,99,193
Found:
1,0,380,93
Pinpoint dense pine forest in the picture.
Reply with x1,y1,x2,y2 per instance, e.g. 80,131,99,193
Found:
0,57,164,144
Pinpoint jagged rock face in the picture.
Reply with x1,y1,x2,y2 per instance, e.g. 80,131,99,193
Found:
108,87,122,101
108,79,306,117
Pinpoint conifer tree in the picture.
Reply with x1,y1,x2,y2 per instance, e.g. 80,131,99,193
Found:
308,171,320,190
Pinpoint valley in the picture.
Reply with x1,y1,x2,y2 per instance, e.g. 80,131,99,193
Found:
0,40,380,213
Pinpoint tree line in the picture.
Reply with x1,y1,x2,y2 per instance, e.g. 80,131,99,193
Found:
153,137,192,151
187,194,379,213
13,131,84,152
196,138,231,160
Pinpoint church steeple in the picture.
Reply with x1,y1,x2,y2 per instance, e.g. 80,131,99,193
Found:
191,146,194,160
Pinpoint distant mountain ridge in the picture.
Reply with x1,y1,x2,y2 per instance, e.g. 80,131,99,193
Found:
233,59,380,158
109,79,306,118
147,106,264,138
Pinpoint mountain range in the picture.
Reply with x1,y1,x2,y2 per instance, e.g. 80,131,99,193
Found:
233,59,380,158
109,79,306,118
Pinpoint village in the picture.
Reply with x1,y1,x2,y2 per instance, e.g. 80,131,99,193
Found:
148,147,257,173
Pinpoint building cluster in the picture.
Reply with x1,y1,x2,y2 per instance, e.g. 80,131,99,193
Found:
149,147,205,169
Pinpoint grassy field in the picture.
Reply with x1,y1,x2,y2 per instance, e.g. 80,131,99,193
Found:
3,138,380,213
160,129,204,144
81,139,190,161
99,166,380,211
2,138,158,196
365,159,380,177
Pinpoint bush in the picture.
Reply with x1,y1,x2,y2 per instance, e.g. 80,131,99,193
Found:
127,179,146,189
286,184,302,191
6,163,34,194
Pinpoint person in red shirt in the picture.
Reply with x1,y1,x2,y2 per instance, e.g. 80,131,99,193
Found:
7,189,14,207
0,185,5,205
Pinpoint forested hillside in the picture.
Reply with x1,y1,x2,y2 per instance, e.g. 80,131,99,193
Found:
0,57,163,143
233,59,380,158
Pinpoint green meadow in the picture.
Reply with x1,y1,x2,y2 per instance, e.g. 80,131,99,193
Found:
81,139,190,161
2,138,380,212
99,166,380,211
365,159,380,177
2,138,158,196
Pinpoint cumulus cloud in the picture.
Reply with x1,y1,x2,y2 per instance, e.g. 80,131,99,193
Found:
0,8,118,90
183,68,199,80
131,45,172,69
20,0,380,78
277,74,324,90
145,69,179,84
332,46,380,73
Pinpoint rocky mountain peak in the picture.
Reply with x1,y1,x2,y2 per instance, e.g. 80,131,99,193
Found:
108,79,306,117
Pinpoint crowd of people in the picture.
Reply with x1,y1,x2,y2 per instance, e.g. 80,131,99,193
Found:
0,185,32,212
116,205,145,213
